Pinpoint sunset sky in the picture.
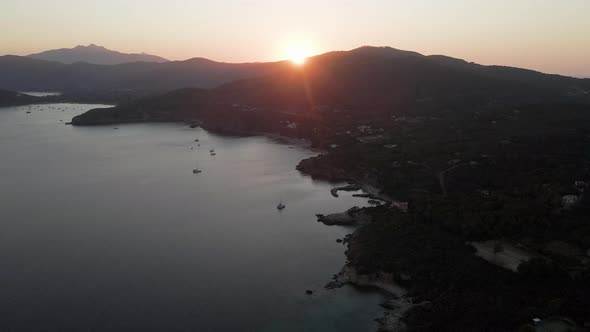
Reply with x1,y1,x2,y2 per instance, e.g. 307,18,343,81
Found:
1,0,589,77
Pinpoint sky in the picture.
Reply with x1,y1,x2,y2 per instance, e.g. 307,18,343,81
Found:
1,0,589,77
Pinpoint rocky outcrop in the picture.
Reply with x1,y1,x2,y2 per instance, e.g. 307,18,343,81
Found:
296,155,354,183
326,265,414,332
316,206,372,226
330,184,361,197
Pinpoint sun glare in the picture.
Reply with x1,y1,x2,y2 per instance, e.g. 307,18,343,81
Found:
288,49,308,65
280,38,316,66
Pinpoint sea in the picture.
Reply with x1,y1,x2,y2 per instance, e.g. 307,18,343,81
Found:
0,102,386,332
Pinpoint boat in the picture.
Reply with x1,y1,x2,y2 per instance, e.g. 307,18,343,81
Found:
210,152,216,156
209,148,215,153
277,198,286,210
192,158,202,174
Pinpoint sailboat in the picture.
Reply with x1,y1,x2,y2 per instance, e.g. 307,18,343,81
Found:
192,158,202,174
277,197,286,210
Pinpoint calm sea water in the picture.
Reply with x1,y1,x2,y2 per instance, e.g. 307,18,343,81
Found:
0,104,386,332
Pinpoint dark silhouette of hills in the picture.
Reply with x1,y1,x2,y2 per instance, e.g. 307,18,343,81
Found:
2,45,588,104
71,46,590,125
28,44,169,65
0,54,289,94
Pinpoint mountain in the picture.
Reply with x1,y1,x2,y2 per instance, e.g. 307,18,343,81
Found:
2,45,589,103
0,55,289,94
28,44,169,65
71,46,590,126
0,89,41,107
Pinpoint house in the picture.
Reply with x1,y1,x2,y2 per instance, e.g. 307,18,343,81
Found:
561,195,579,209
529,316,582,332
574,181,587,192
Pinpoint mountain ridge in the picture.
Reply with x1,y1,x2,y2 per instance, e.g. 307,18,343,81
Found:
70,46,590,126
1,46,588,97
28,44,169,65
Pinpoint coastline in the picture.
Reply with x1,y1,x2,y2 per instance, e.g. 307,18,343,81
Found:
203,119,413,331
206,121,413,331
325,241,416,332
69,112,410,331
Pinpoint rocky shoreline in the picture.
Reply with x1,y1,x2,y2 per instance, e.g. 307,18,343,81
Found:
314,181,416,332
316,206,372,226
327,265,413,332
324,232,418,332
299,151,415,331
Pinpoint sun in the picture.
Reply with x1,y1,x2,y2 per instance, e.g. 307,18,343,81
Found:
280,39,316,66
287,47,310,66
288,49,308,65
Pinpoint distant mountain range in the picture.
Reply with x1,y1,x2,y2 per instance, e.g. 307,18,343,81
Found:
0,53,288,94
1,46,588,104
28,44,169,65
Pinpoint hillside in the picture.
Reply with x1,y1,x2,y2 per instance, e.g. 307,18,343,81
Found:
5,46,589,101
0,55,289,94
71,46,590,126
28,44,168,65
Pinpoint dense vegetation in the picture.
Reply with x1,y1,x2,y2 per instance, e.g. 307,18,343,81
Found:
347,209,589,331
